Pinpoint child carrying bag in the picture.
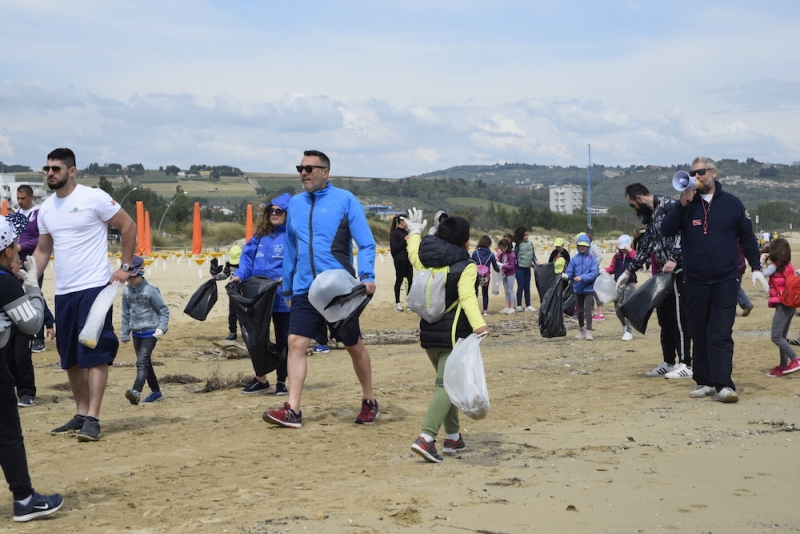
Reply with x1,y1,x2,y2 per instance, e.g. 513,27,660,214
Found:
443,332,490,420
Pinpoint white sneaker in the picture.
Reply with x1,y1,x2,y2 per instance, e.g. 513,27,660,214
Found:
645,362,673,377
482,310,489,316
515,306,523,312
394,303,404,312
507,308,516,315
714,387,739,403
689,385,716,398
526,306,537,312
498,308,508,315
621,332,633,341
664,363,693,379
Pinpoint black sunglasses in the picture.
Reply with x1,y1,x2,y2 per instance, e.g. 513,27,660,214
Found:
689,168,713,177
269,207,285,215
43,165,65,173
296,165,328,174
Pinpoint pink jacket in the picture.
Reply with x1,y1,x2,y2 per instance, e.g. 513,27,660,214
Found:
499,251,517,277
768,263,794,308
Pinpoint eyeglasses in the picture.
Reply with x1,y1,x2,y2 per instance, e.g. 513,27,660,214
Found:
269,207,285,215
689,168,713,177
296,165,328,174
43,165,64,173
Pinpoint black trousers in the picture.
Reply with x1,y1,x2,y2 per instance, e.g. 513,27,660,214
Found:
228,297,238,334
1,327,35,398
0,353,33,500
655,271,691,366
684,278,738,391
393,259,413,304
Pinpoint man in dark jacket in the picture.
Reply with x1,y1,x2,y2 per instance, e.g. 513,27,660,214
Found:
661,157,766,403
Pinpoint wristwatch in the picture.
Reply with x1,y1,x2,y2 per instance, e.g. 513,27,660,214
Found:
121,263,131,272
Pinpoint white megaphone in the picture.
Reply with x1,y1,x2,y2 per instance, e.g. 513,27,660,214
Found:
672,171,699,192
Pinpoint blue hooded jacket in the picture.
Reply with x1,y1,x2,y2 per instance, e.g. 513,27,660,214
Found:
565,247,599,295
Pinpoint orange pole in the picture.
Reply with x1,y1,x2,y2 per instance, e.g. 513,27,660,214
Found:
192,202,202,255
144,211,152,256
245,204,253,242
1,200,7,216
136,201,145,255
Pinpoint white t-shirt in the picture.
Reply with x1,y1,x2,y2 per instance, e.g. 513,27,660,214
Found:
38,184,121,295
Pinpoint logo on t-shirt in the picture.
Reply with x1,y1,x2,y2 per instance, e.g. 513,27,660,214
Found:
70,207,84,213
111,200,117,206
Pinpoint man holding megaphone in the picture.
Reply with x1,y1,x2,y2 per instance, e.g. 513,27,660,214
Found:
661,157,765,404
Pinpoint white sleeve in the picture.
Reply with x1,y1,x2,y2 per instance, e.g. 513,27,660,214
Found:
92,189,122,222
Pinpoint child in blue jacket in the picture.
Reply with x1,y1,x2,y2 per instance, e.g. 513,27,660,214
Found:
564,233,599,340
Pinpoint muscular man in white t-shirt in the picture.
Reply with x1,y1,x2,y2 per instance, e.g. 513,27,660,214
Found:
32,148,136,442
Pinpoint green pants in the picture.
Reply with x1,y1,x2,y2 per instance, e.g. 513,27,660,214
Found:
421,347,460,438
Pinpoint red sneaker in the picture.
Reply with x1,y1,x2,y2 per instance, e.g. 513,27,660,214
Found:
767,366,787,378
355,398,379,425
262,402,302,428
442,434,466,454
411,436,442,463
783,359,800,375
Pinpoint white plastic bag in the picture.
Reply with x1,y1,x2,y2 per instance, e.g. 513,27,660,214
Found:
492,271,501,295
78,282,122,348
594,271,618,303
308,269,366,323
443,333,490,420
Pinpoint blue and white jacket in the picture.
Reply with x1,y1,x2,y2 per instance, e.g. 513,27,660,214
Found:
281,183,376,298
237,225,290,313
565,248,599,295
121,278,170,341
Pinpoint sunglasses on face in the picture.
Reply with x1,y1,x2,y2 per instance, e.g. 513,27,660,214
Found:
43,165,66,173
296,165,328,174
689,168,712,177
269,207,285,215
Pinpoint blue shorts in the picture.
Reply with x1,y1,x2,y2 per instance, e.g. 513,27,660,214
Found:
288,294,361,347
55,285,119,369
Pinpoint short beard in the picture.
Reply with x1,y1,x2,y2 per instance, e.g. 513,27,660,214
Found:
48,176,68,190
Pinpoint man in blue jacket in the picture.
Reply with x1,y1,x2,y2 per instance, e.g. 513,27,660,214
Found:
661,157,766,403
264,150,378,428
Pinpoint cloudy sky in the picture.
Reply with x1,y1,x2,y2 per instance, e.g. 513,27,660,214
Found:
1,1,799,177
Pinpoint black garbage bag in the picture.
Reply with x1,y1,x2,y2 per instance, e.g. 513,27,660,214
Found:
226,276,283,375
562,282,576,317
539,277,566,338
620,272,675,334
328,287,372,341
184,279,218,321
534,263,558,302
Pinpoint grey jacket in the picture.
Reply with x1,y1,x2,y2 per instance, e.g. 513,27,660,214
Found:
0,267,45,348
120,278,170,341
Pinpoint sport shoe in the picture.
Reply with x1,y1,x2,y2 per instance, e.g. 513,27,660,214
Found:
575,327,585,340
741,304,754,317
31,340,46,353
355,398,379,425
783,359,800,374
411,436,442,463
592,314,605,321
313,344,330,354
789,338,800,347
224,332,237,341
621,332,633,341
482,310,489,316
17,395,35,407
645,362,673,377
525,306,537,312
664,363,693,379
585,330,594,341
125,389,141,405
50,414,86,435
690,385,717,398
507,308,515,315
767,365,787,378
263,402,302,428
714,387,739,403
76,417,101,442
144,391,163,403
13,492,64,522
394,303,404,312
274,382,288,396
515,306,523,312
442,434,467,454
241,378,270,395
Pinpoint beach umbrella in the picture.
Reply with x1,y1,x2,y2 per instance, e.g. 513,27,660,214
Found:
245,204,253,242
192,202,202,255
144,211,152,257
136,201,145,255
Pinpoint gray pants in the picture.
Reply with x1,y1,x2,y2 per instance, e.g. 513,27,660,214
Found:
771,303,798,367
615,283,636,334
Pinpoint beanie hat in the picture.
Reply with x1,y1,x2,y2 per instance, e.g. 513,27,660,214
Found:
617,234,632,250
228,245,242,265
576,233,591,247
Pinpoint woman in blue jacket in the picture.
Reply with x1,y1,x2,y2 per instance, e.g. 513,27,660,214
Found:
564,233,599,340
233,193,291,396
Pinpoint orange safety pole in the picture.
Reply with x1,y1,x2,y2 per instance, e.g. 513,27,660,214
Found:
245,204,253,242
136,201,145,255
192,202,202,255
144,211,152,257
1,200,7,216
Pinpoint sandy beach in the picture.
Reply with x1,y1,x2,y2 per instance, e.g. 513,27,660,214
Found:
4,246,800,534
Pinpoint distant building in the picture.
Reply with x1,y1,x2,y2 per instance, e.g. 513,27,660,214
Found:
362,203,404,221
0,173,48,208
549,184,583,215
793,161,800,167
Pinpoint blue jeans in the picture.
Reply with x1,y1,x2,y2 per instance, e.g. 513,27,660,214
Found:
515,267,531,307
132,336,159,393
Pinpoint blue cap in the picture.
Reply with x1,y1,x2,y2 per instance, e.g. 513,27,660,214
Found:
130,255,145,276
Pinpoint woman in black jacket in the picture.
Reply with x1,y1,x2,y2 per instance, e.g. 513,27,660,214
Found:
390,215,413,311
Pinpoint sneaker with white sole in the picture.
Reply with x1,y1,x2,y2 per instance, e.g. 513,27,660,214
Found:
507,308,515,315
515,306,523,312
714,387,739,403
411,436,442,463
525,306,537,312
645,362,674,377
621,332,633,341
394,303,404,312
263,402,303,428
585,330,594,341
482,310,489,316
13,492,63,522
442,434,467,454
575,327,586,340
783,359,800,374
689,385,717,398
664,363,693,379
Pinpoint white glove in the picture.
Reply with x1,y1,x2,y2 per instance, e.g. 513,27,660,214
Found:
561,273,569,280
401,208,427,236
752,271,769,292
616,271,630,290
153,328,165,339
18,257,38,289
